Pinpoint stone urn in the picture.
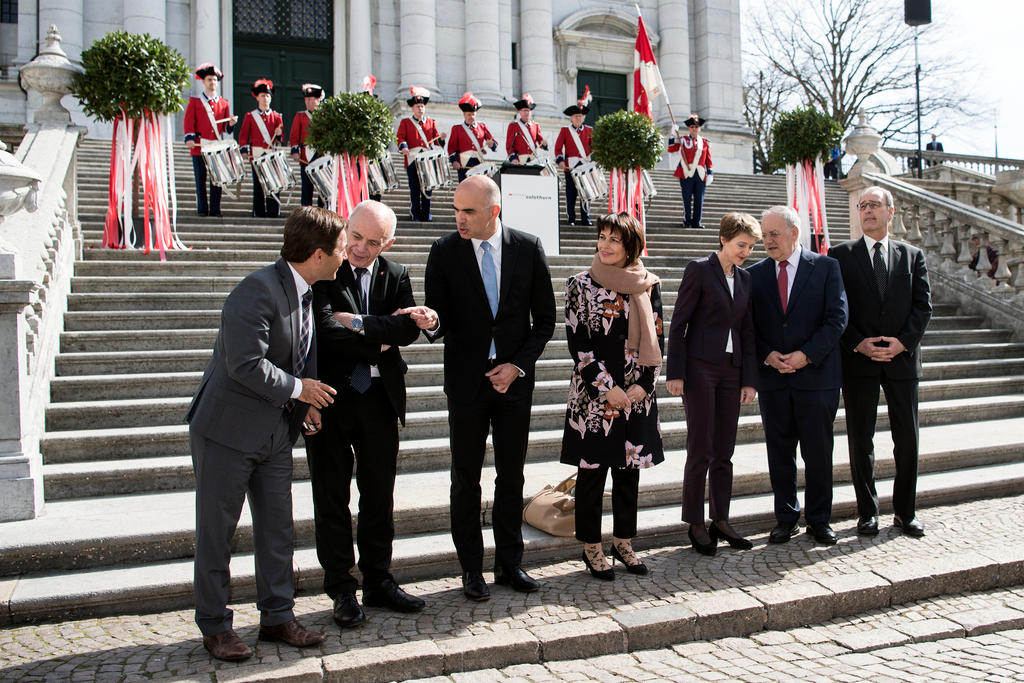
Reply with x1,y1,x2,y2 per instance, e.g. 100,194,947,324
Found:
0,141,42,224
18,25,84,124
993,169,1024,207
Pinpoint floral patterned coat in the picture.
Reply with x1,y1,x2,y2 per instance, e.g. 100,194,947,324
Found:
560,271,665,469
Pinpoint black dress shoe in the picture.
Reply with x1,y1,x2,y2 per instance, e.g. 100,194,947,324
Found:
609,544,649,575
462,571,490,601
494,565,540,592
894,515,925,537
209,211,223,217
857,516,879,536
688,524,717,556
769,520,799,544
332,593,366,628
363,579,425,613
197,210,209,217
709,523,754,550
581,551,615,581
807,522,838,545
580,218,592,226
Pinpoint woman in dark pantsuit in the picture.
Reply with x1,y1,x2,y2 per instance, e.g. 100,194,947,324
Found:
560,213,665,580
666,212,760,555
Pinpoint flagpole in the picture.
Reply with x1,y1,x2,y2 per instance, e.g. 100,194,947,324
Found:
633,3,677,128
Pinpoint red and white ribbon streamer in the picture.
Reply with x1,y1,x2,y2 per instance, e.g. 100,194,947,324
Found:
333,153,369,219
786,157,831,254
607,168,649,256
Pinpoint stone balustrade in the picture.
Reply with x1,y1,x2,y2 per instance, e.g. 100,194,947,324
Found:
883,146,1024,176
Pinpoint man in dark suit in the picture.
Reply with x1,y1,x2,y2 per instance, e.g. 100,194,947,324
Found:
829,186,932,537
422,175,555,601
186,207,343,661
305,200,438,628
749,206,848,545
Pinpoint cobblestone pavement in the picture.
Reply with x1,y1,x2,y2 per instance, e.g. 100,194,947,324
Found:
2,494,1024,681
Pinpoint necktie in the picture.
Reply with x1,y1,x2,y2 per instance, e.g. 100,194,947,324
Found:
480,241,498,358
873,242,887,299
777,261,789,313
296,289,313,377
350,267,371,393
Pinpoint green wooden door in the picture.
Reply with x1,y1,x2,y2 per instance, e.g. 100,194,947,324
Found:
232,0,333,137
577,70,628,126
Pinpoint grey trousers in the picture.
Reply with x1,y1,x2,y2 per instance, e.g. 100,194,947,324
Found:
191,415,296,636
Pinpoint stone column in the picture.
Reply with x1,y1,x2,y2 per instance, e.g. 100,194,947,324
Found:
519,0,554,109
658,0,691,128
399,0,437,93
38,0,82,62
465,0,502,101
192,0,221,93
689,0,743,125
348,0,372,91
124,0,166,41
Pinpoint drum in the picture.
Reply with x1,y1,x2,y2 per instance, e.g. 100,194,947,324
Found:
305,154,336,205
252,149,295,198
641,169,657,199
412,148,451,194
570,162,608,202
201,139,245,187
466,161,499,178
519,156,558,177
367,155,400,195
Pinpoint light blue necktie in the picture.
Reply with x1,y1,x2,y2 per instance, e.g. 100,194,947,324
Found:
480,241,498,358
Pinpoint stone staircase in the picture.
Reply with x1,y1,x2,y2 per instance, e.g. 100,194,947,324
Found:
2,139,1024,625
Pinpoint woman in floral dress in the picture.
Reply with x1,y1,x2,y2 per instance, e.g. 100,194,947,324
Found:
560,212,664,580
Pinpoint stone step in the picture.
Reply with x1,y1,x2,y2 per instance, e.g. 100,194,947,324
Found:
4,458,1022,623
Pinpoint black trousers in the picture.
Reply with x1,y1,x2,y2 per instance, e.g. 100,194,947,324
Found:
563,170,590,224
679,175,706,227
406,164,432,221
250,162,281,218
759,387,840,525
304,381,399,597
842,374,920,520
191,155,222,214
574,465,639,544
448,380,533,572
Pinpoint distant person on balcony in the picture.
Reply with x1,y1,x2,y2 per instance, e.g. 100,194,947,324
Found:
667,114,713,229
828,186,932,538
925,134,944,167
969,234,999,279
824,146,841,180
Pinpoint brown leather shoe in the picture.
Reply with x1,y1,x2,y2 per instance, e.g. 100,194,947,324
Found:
202,629,253,661
257,619,325,647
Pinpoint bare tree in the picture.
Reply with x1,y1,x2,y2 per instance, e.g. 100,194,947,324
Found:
745,0,977,157
743,69,795,174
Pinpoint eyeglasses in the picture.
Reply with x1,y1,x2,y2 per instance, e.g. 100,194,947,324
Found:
763,231,787,240
858,201,886,210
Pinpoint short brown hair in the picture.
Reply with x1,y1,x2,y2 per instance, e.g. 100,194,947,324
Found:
595,212,645,266
719,212,761,243
280,207,345,262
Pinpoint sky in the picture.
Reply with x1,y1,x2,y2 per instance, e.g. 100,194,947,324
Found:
740,0,1024,160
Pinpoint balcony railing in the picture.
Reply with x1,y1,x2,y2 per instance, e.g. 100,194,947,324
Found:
883,147,1024,177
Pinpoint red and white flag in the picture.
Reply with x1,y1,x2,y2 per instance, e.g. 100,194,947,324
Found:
633,16,666,120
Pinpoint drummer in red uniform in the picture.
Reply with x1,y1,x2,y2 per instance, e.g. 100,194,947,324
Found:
238,78,284,218
505,93,548,164
289,83,325,207
396,86,446,222
183,62,237,217
554,87,594,226
667,113,713,229
447,92,498,183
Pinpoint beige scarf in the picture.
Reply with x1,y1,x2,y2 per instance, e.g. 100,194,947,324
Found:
589,255,661,366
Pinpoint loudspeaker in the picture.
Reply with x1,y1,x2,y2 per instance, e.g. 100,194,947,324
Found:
904,0,931,26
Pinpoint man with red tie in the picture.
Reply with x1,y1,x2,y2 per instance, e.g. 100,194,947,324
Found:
239,78,284,218
396,86,446,222
448,92,498,183
667,113,713,229
505,94,547,164
554,88,594,226
183,63,237,217
289,83,325,208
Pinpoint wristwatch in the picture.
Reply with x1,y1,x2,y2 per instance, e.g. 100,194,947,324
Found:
350,315,363,332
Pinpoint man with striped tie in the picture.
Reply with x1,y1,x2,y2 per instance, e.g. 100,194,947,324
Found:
186,207,344,661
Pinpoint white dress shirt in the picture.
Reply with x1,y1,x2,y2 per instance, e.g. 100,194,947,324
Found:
774,243,803,303
287,263,313,399
862,234,890,270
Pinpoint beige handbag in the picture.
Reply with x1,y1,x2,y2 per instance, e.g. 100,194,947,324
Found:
523,474,577,537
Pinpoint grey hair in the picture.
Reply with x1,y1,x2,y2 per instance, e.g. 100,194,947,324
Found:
762,205,800,229
861,186,895,208
350,199,397,241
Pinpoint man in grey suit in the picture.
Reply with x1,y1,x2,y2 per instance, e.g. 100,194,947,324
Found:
186,207,344,661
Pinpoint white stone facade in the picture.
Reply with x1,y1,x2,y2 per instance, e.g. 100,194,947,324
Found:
0,0,753,172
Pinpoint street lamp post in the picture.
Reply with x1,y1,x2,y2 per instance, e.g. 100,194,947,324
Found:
904,1,931,179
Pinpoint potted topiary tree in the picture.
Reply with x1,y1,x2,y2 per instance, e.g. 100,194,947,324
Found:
73,31,190,256
771,107,844,253
304,89,394,217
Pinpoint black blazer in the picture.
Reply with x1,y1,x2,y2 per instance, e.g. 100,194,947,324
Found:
828,238,932,380
312,256,420,423
666,252,757,388
424,224,556,402
748,248,848,392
